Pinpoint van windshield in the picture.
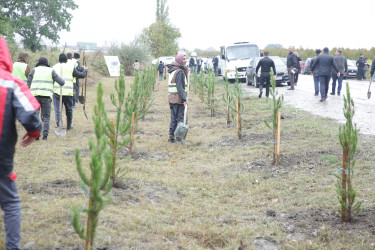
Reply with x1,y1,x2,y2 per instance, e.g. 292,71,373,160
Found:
226,45,259,61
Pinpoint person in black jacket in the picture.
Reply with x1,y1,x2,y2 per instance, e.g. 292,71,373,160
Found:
255,51,276,98
158,61,164,81
356,54,365,80
286,47,298,90
294,51,302,85
371,56,375,80
310,47,340,102
310,49,321,96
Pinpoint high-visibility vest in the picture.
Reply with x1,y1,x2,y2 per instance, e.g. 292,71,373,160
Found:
168,70,188,94
30,66,54,98
53,63,74,96
68,58,78,83
12,62,28,81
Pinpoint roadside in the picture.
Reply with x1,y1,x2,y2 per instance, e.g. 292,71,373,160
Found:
243,75,375,135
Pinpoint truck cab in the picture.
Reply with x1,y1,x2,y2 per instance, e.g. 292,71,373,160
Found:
220,42,260,83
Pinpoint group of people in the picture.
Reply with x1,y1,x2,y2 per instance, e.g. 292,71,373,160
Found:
356,54,371,80
0,37,88,248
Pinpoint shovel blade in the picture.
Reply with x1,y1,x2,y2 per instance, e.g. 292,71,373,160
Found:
368,91,371,99
79,95,85,104
174,122,189,140
54,127,66,136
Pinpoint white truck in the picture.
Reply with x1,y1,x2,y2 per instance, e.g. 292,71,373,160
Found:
220,42,260,83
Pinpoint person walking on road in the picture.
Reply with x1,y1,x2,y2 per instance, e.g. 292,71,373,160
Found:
286,46,298,90
356,54,365,80
294,51,302,85
310,49,321,96
167,53,189,144
311,47,340,102
371,56,375,80
212,56,219,77
330,50,347,96
158,61,165,81
255,51,276,98
0,36,42,250
12,52,30,84
27,57,65,140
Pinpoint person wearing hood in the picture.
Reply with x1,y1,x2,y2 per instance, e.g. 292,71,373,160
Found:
167,53,189,144
27,57,65,140
53,53,87,130
0,36,42,250
12,52,31,84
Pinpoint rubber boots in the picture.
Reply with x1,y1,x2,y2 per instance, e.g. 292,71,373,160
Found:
67,122,74,131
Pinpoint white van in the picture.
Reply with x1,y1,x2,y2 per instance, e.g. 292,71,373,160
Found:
220,42,260,83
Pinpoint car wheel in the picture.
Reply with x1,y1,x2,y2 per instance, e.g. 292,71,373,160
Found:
253,75,259,88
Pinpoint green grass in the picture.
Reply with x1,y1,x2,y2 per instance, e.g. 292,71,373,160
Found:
2,75,375,249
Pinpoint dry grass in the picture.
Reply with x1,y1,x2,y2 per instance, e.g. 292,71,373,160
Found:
1,73,375,249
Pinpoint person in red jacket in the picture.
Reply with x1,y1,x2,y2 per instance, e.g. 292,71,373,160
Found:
0,36,42,249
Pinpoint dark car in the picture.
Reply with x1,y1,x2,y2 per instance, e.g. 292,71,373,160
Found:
301,58,311,74
246,56,289,87
345,59,358,79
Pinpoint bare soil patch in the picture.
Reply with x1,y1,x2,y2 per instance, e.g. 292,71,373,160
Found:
22,179,80,196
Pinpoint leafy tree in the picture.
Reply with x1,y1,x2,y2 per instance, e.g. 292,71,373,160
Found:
265,44,283,49
140,20,181,58
156,0,169,22
0,0,78,52
0,13,13,39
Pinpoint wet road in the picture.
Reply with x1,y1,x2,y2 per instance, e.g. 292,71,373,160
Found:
242,74,375,135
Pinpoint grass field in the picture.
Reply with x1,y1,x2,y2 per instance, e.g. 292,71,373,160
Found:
2,73,375,249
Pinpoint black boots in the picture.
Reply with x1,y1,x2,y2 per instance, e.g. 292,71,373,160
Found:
168,134,175,143
67,122,74,130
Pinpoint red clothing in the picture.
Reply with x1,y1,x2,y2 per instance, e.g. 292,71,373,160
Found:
0,36,42,176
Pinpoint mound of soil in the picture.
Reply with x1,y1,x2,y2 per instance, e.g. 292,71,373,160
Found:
22,179,80,196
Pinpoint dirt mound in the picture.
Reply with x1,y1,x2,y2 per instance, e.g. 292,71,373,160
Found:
22,179,80,196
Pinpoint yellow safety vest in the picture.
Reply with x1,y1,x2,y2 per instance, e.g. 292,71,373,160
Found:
53,63,74,96
168,70,188,94
12,62,28,81
68,58,78,83
30,66,54,98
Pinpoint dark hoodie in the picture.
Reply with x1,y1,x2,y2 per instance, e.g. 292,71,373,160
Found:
0,36,42,176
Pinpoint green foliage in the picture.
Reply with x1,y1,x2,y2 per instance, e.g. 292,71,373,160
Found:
333,82,362,222
156,0,169,22
206,70,216,117
229,68,244,138
222,72,232,124
0,13,13,39
140,20,181,58
0,0,78,52
108,37,150,76
264,71,283,163
72,82,113,247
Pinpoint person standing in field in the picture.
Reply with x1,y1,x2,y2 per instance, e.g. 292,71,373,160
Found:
0,36,42,250
255,51,276,98
27,57,65,140
310,47,340,102
53,53,87,130
363,57,369,80
158,60,164,81
356,54,365,80
132,60,140,73
310,49,321,96
69,52,85,107
197,57,203,74
12,52,30,84
330,50,347,96
166,53,189,144
294,51,302,85
286,46,298,90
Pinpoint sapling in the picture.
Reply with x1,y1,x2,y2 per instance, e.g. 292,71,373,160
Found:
264,71,283,164
72,82,113,249
334,82,362,222
222,72,232,125
206,71,216,117
229,68,243,139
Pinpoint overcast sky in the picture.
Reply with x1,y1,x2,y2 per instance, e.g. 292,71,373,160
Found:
59,0,375,52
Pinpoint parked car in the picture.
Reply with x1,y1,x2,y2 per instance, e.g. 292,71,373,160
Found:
301,58,311,74
345,60,358,79
246,56,289,87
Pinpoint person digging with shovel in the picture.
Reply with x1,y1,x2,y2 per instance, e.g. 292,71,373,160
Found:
167,53,189,144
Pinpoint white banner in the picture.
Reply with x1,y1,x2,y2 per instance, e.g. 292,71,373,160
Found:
104,56,120,77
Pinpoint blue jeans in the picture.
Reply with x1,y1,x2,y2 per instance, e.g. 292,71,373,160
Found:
313,75,319,95
331,74,343,94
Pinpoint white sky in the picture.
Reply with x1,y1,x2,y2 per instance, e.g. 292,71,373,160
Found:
59,0,375,51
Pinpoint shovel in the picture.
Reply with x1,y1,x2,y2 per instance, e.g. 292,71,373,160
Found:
367,77,372,99
79,51,86,104
174,72,190,140
54,86,66,136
